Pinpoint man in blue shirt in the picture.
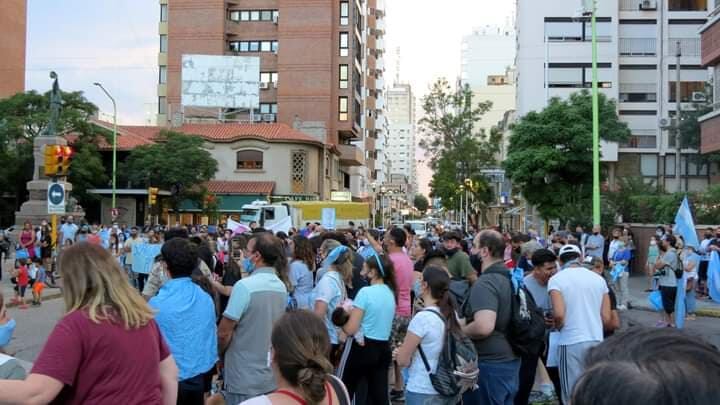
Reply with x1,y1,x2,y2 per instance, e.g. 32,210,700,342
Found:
149,237,217,404
59,215,79,245
610,238,632,310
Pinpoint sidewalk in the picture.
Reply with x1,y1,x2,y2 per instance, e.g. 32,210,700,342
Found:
627,274,720,318
1,258,63,308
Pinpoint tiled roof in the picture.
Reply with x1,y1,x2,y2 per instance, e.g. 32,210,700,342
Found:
64,127,155,151
206,180,275,195
116,123,323,145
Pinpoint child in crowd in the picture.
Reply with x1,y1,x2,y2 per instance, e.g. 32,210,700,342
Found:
31,257,46,306
12,260,29,309
331,299,365,346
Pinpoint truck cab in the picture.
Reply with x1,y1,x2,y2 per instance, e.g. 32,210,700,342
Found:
239,201,291,232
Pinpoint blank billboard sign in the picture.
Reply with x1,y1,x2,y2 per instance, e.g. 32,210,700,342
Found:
181,54,260,109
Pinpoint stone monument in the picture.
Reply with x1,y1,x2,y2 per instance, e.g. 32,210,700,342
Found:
15,72,84,228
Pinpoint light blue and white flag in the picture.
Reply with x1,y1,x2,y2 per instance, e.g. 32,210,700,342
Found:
709,251,720,305
673,196,699,249
675,276,687,329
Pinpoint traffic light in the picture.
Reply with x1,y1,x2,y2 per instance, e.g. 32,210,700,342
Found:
43,145,61,176
56,146,74,176
148,187,159,206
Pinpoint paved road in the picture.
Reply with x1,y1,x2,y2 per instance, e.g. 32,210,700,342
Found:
620,308,720,348
5,297,64,365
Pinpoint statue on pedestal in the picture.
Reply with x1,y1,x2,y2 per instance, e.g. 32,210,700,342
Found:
42,71,62,138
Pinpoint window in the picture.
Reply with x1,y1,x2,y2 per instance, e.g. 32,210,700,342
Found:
668,81,705,102
669,0,707,11
547,64,613,88
339,97,349,121
619,92,656,102
229,41,277,53
158,96,166,115
249,41,260,52
340,32,349,56
545,20,612,42
339,65,349,89
159,34,168,53
160,4,168,22
291,151,307,193
640,155,658,176
259,103,278,114
229,9,278,21
159,66,167,84
260,41,271,52
237,150,263,170
260,72,278,84
340,2,349,25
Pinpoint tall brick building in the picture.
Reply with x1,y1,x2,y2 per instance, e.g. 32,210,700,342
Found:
0,0,27,98
157,0,387,199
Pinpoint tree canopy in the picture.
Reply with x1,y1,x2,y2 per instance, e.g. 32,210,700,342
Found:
122,130,218,214
504,90,631,224
413,194,429,214
419,79,500,221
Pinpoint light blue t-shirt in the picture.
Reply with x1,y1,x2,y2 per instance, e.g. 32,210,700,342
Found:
60,223,78,244
289,260,314,310
353,284,396,341
312,271,345,345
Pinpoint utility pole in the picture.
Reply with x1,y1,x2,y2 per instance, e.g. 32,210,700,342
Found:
590,0,601,227
674,41,683,192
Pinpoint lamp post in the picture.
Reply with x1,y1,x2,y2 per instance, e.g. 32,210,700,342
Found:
93,82,118,214
585,0,601,226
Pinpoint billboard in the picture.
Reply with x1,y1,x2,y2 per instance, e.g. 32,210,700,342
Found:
181,54,260,109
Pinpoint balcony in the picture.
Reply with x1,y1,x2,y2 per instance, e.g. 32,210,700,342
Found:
620,134,658,149
376,95,386,110
667,38,701,57
377,38,385,51
338,144,364,166
619,38,657,56
701,12,720,66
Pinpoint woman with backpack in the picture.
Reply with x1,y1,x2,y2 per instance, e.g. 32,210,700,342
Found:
394,266,464,405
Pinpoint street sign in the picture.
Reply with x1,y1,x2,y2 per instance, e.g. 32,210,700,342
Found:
48,183,65,214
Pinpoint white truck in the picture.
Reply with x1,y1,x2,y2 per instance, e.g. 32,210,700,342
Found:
238,200,370,233
403,220,429,238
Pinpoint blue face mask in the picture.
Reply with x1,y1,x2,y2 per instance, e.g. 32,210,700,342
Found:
0,318,16,348
243,257,256,274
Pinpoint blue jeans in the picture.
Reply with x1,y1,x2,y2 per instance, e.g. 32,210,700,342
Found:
462,359,521,405
406,391,456,405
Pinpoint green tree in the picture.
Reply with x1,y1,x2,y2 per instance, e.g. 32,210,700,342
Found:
413,194,429,214
123,130,218,218
504,90,631,225
0,90,98,221
419,79,500,221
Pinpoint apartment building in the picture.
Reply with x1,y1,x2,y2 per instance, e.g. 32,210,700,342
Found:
0,0,26,98
386,83,417,199
699,4,720,163
461,24,516,90
157,0,387,199
517,0,713,192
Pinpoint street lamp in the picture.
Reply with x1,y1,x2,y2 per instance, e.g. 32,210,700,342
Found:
93,82,118,214
577,0,600,226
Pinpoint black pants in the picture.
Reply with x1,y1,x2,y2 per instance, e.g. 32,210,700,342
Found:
177,372,208,405
660,286,677,315
516,351,541,405
136,273,148,293
341,338,391,405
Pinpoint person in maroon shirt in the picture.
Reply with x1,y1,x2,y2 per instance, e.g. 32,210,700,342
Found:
0,243,179,404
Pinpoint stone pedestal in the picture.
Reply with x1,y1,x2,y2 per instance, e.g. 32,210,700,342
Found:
14,136,85,229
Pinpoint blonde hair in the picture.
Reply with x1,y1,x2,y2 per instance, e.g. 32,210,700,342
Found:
319,239,353,288
59,243,154,329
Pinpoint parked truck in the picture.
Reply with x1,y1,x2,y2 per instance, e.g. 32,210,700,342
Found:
238,200,370,233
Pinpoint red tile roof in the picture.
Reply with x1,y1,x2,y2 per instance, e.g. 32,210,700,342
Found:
64,126,155,151
206,181,275,195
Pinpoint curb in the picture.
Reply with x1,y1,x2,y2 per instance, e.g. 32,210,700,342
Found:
630,302,720,319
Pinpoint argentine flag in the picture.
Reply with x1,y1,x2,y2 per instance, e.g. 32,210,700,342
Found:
709,251,720,305
673,196,699,249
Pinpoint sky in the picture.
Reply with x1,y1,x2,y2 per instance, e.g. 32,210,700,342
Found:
25,0,515,195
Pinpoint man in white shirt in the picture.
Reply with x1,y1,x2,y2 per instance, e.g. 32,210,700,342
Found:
548,244,612,404
607,228,623,264
59,216,78,246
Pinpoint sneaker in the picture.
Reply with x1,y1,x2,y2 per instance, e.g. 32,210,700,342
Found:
390,389,405,402
686,314,697,321
617,305,627,311
655,320,667,327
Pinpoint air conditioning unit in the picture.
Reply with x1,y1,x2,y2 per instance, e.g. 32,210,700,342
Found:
639,0,657,10
659,117,672,129
691,91,707,102
259,82,269,90
263,113,276,122
272,14,278,24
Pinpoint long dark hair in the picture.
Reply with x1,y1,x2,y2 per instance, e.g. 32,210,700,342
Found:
422,266,460,334
252,233,290,290
365,254,397,303
292,235,316,271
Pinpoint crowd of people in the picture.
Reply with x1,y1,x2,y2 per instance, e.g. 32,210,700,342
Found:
0,217,719,404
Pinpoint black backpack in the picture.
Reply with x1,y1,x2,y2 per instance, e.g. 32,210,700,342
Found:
504,274,546,358
417,309,479,399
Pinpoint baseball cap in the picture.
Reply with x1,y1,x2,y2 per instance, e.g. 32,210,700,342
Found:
558,244,582,257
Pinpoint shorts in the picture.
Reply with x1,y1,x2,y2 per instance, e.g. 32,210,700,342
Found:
33,282,45,295
14,285,27,297
660,286,677,314
390,315,410,350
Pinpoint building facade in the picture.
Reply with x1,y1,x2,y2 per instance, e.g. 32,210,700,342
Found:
461,24,516,90
516,0,714,192
0,0,26,98
386,83,417,199
699,4,720,165
157,0,387,200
